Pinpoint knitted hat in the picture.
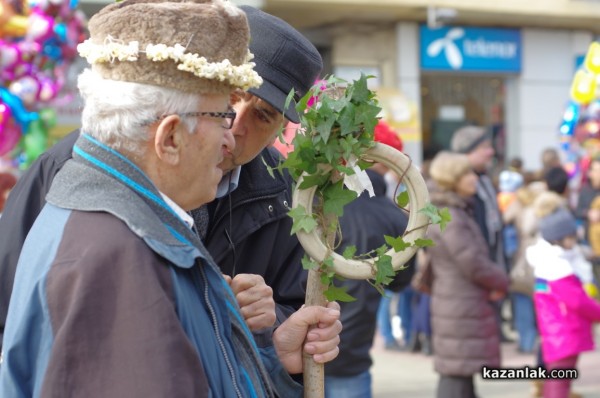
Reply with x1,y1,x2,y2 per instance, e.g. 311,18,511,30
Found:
241,6,322,123
539,207,577,243
77,0,262,95
499,170,523,193
374,120,403,152
429,151,472,190
450,125,492,154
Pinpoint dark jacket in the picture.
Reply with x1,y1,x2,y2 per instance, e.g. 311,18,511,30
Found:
0,134,298,397
325,170,415,377
427,187,509,377
204,146,306,323
575,183,600,240
0,131,305,344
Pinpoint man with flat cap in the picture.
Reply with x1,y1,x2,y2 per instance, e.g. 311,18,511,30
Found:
0,4,324,345
0,1,341,396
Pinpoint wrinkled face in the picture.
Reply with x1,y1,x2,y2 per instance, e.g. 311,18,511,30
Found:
180,94,235,209
588,160,600,189
467,140,495,172
219,91,285,172
456,170,478,197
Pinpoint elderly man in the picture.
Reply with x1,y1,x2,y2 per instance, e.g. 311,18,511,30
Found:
0,5,322,343
0,1,341,396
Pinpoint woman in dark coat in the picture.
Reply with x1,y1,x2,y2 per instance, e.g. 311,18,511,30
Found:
427,151,509,398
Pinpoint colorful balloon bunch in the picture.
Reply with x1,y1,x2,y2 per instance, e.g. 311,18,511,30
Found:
0,0,86,167
559,42,600,177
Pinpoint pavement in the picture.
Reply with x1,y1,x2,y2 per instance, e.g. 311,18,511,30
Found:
370,328,600,398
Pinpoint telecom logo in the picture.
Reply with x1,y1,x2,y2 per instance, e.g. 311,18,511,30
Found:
425,27,519,71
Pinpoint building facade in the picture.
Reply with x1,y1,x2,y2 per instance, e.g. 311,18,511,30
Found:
260,0,600,170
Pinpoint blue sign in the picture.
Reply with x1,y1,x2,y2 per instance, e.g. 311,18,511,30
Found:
420,25,521,73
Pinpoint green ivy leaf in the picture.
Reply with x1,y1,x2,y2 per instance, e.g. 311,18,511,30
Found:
323,181,357,217
298,172,331,190
419,202,441,224
396,191,409,208
384,235,411,252
324,285,357,302
288,206,318,234
414,238,435,247
374,253,394,285
301,255,319,270
439,207,452,231
342,245,357,259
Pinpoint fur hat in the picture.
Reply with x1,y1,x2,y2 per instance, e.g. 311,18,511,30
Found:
77,0,262,95
429,151,472,190
241,6,322,123
450,125,492,154
539,207,577,243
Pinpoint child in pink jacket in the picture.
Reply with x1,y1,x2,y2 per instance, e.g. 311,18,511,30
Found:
527,207,600,398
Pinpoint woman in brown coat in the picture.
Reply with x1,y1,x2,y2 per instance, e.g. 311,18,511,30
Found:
427,151,510,398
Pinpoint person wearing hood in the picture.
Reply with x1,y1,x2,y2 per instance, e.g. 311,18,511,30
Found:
527,197,600,398
427,151,509,398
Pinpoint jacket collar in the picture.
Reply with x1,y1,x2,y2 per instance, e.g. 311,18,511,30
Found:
46,134,209,269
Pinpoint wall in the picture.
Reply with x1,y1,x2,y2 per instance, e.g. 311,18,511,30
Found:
512,28,593,170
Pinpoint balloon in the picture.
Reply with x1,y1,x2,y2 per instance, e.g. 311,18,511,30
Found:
584,42,600,74
26,9,54,42
0,40,21,69
0,87,38,132
38,106,55,128
0,117,21,156
21,118,46,166
570,69,597,105
9,74,39,106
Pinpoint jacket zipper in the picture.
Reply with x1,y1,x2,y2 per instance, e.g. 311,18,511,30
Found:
199,265,244,398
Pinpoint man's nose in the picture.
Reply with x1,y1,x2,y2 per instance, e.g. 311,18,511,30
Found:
223,128,235,152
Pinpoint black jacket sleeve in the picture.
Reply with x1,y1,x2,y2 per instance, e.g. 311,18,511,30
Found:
0,130,78,346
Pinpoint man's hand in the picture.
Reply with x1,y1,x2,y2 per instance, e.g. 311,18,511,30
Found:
224,274,276,331
272,302,342,374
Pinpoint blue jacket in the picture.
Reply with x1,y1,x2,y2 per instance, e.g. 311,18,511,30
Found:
0,134,300,397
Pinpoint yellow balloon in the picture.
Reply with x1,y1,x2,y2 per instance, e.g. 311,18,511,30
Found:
2,15,27,37
585,42,600,74
571,69,597,105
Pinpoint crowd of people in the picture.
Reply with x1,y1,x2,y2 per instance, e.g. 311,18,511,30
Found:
375,128,600,398
0,2,599,398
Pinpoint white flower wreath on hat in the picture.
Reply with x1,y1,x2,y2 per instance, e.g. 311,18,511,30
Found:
77,36,263,91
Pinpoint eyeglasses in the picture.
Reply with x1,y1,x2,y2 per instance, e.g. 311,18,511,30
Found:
141,107,236,129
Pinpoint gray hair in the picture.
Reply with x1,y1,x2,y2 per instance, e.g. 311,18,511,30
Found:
77,68,201,156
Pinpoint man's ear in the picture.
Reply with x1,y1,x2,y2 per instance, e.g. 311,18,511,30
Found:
154,115,184,165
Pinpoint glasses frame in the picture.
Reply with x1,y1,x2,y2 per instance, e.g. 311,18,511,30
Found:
141,107,236,129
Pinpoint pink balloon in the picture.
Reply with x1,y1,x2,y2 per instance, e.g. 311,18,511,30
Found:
0,119,21,156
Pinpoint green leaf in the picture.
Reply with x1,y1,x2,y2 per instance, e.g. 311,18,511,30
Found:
284,88,296,116
298,172,330,189
374,253,394,285
419,202,441,224
301,255,319,270
323,181,358,217
414,238,435,248
342,245,357,259
351,73,371,103
384,235,412,252
324,285,357,302
288,205,318,234
396,191,409,208
439,207,452,231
